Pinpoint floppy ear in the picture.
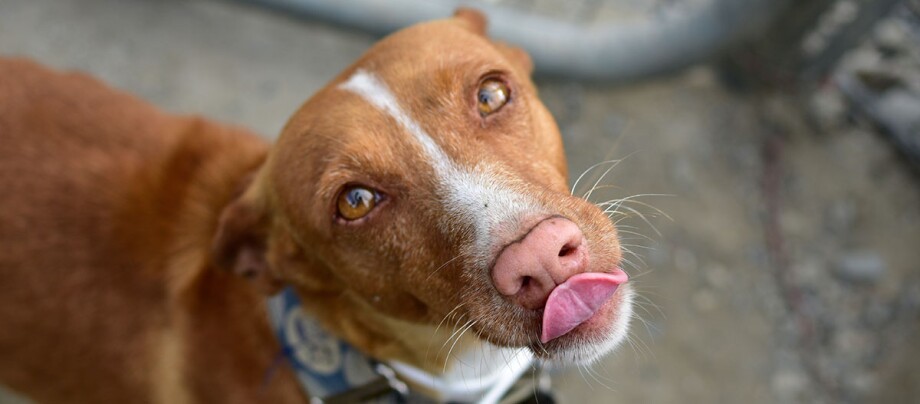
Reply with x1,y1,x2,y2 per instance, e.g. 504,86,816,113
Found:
210,184,279,293
454,8,488,36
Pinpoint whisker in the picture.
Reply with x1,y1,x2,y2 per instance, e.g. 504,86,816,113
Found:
570,159,622,196
616,198,675,221
425,253,467,281
628,269,656,280
623,332,644,363
596,193,672,209
583,363,616,392
575,362,593,390
616,205,662,237
426,303,467,362
619,243,655,251
633,293,666,319
618,255,640,272
443,320,478,373
582,151,641,200
438,319,473,361
582,157,630,201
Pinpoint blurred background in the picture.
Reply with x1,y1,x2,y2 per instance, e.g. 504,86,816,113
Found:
1,0,918,402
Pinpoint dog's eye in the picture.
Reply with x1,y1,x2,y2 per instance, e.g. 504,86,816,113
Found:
477,79,509,116
337,186,377,221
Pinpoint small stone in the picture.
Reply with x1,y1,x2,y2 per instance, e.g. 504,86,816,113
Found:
874,19,909,51
833,251,886,284
670,157,695,188
833,329,869,357
691,289,717,312
771,368,809,398
810,87,847,130
826,199,857,233
704,264,730,289
875,89,920,135
865,301,893,326
780,211,808,236
673,248,697,273
648,243,671,267
793,257,824,285
848,372,877,394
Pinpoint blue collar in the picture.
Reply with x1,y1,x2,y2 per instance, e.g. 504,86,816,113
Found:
266,287,406,403
266,287,535,403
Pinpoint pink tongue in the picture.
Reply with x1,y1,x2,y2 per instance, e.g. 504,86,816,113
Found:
541,269,628,343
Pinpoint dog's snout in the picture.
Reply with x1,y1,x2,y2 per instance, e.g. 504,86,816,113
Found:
490,218,589,310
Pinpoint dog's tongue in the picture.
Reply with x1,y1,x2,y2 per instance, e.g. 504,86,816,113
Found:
541,269,628,343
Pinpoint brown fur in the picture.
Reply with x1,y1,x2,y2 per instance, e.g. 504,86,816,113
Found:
0,58,302,402
0,10,628,402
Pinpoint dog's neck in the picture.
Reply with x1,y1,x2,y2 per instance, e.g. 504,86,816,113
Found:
268,286,535,402
288,279,481,374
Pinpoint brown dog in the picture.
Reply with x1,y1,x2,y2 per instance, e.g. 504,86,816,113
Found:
0,9,632,403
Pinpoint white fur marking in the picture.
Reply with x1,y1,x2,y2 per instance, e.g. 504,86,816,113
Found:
338,70,541,263
339,70,451,174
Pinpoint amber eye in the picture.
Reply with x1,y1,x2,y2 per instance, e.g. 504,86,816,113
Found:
477,78,510,116
336,186,378,221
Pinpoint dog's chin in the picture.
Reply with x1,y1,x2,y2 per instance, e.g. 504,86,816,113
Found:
532,285,634,366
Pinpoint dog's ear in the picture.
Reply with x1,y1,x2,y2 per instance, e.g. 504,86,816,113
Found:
453,8,533,75
496,42,534,75
454,8,487,36
211,183,279,293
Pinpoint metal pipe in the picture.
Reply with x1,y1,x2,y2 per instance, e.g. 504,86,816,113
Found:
244,0,787,81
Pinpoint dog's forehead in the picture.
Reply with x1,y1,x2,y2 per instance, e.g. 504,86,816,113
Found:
351,20,520,92
367,19,506,67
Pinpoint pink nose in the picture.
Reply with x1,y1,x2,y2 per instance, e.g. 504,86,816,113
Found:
491,217,590,310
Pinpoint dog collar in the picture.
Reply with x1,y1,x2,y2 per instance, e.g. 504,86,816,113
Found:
266,287,535,403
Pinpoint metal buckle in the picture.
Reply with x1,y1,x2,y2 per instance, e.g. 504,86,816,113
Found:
311,363,409,404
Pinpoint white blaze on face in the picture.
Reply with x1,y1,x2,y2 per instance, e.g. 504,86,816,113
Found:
339,69,540,264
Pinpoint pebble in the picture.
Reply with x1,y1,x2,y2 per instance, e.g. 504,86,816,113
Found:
670,157,695,189
691,289,717,312
825,199,857,233
810,86,848,130
874,19,909,52
833,251,886,284
849,372,877,395
793,257,824,285
673,247,698,273
704,264,730,289
875,89,920,135
834,329,870,358
771,368,809,398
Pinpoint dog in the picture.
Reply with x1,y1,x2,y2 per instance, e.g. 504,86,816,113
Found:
0,9,633,403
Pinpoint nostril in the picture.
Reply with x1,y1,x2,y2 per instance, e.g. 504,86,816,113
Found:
556,237,588,282
521,276,532,288
490,217,590,308
558,243,576,257
516,275,549,310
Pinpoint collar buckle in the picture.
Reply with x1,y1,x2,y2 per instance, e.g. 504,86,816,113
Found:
310,363,408,404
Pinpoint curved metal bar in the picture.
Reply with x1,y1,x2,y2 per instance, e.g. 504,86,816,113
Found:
244,0,788,81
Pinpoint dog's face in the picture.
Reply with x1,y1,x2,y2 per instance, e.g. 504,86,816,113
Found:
218,10,632,366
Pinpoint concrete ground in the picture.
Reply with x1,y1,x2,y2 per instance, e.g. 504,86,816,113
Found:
1,0,918,403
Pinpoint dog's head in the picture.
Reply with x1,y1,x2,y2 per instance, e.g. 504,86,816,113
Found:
213,9,632,367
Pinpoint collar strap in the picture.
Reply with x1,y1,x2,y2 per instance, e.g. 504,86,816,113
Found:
266,288,405,402
266,287,534,403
